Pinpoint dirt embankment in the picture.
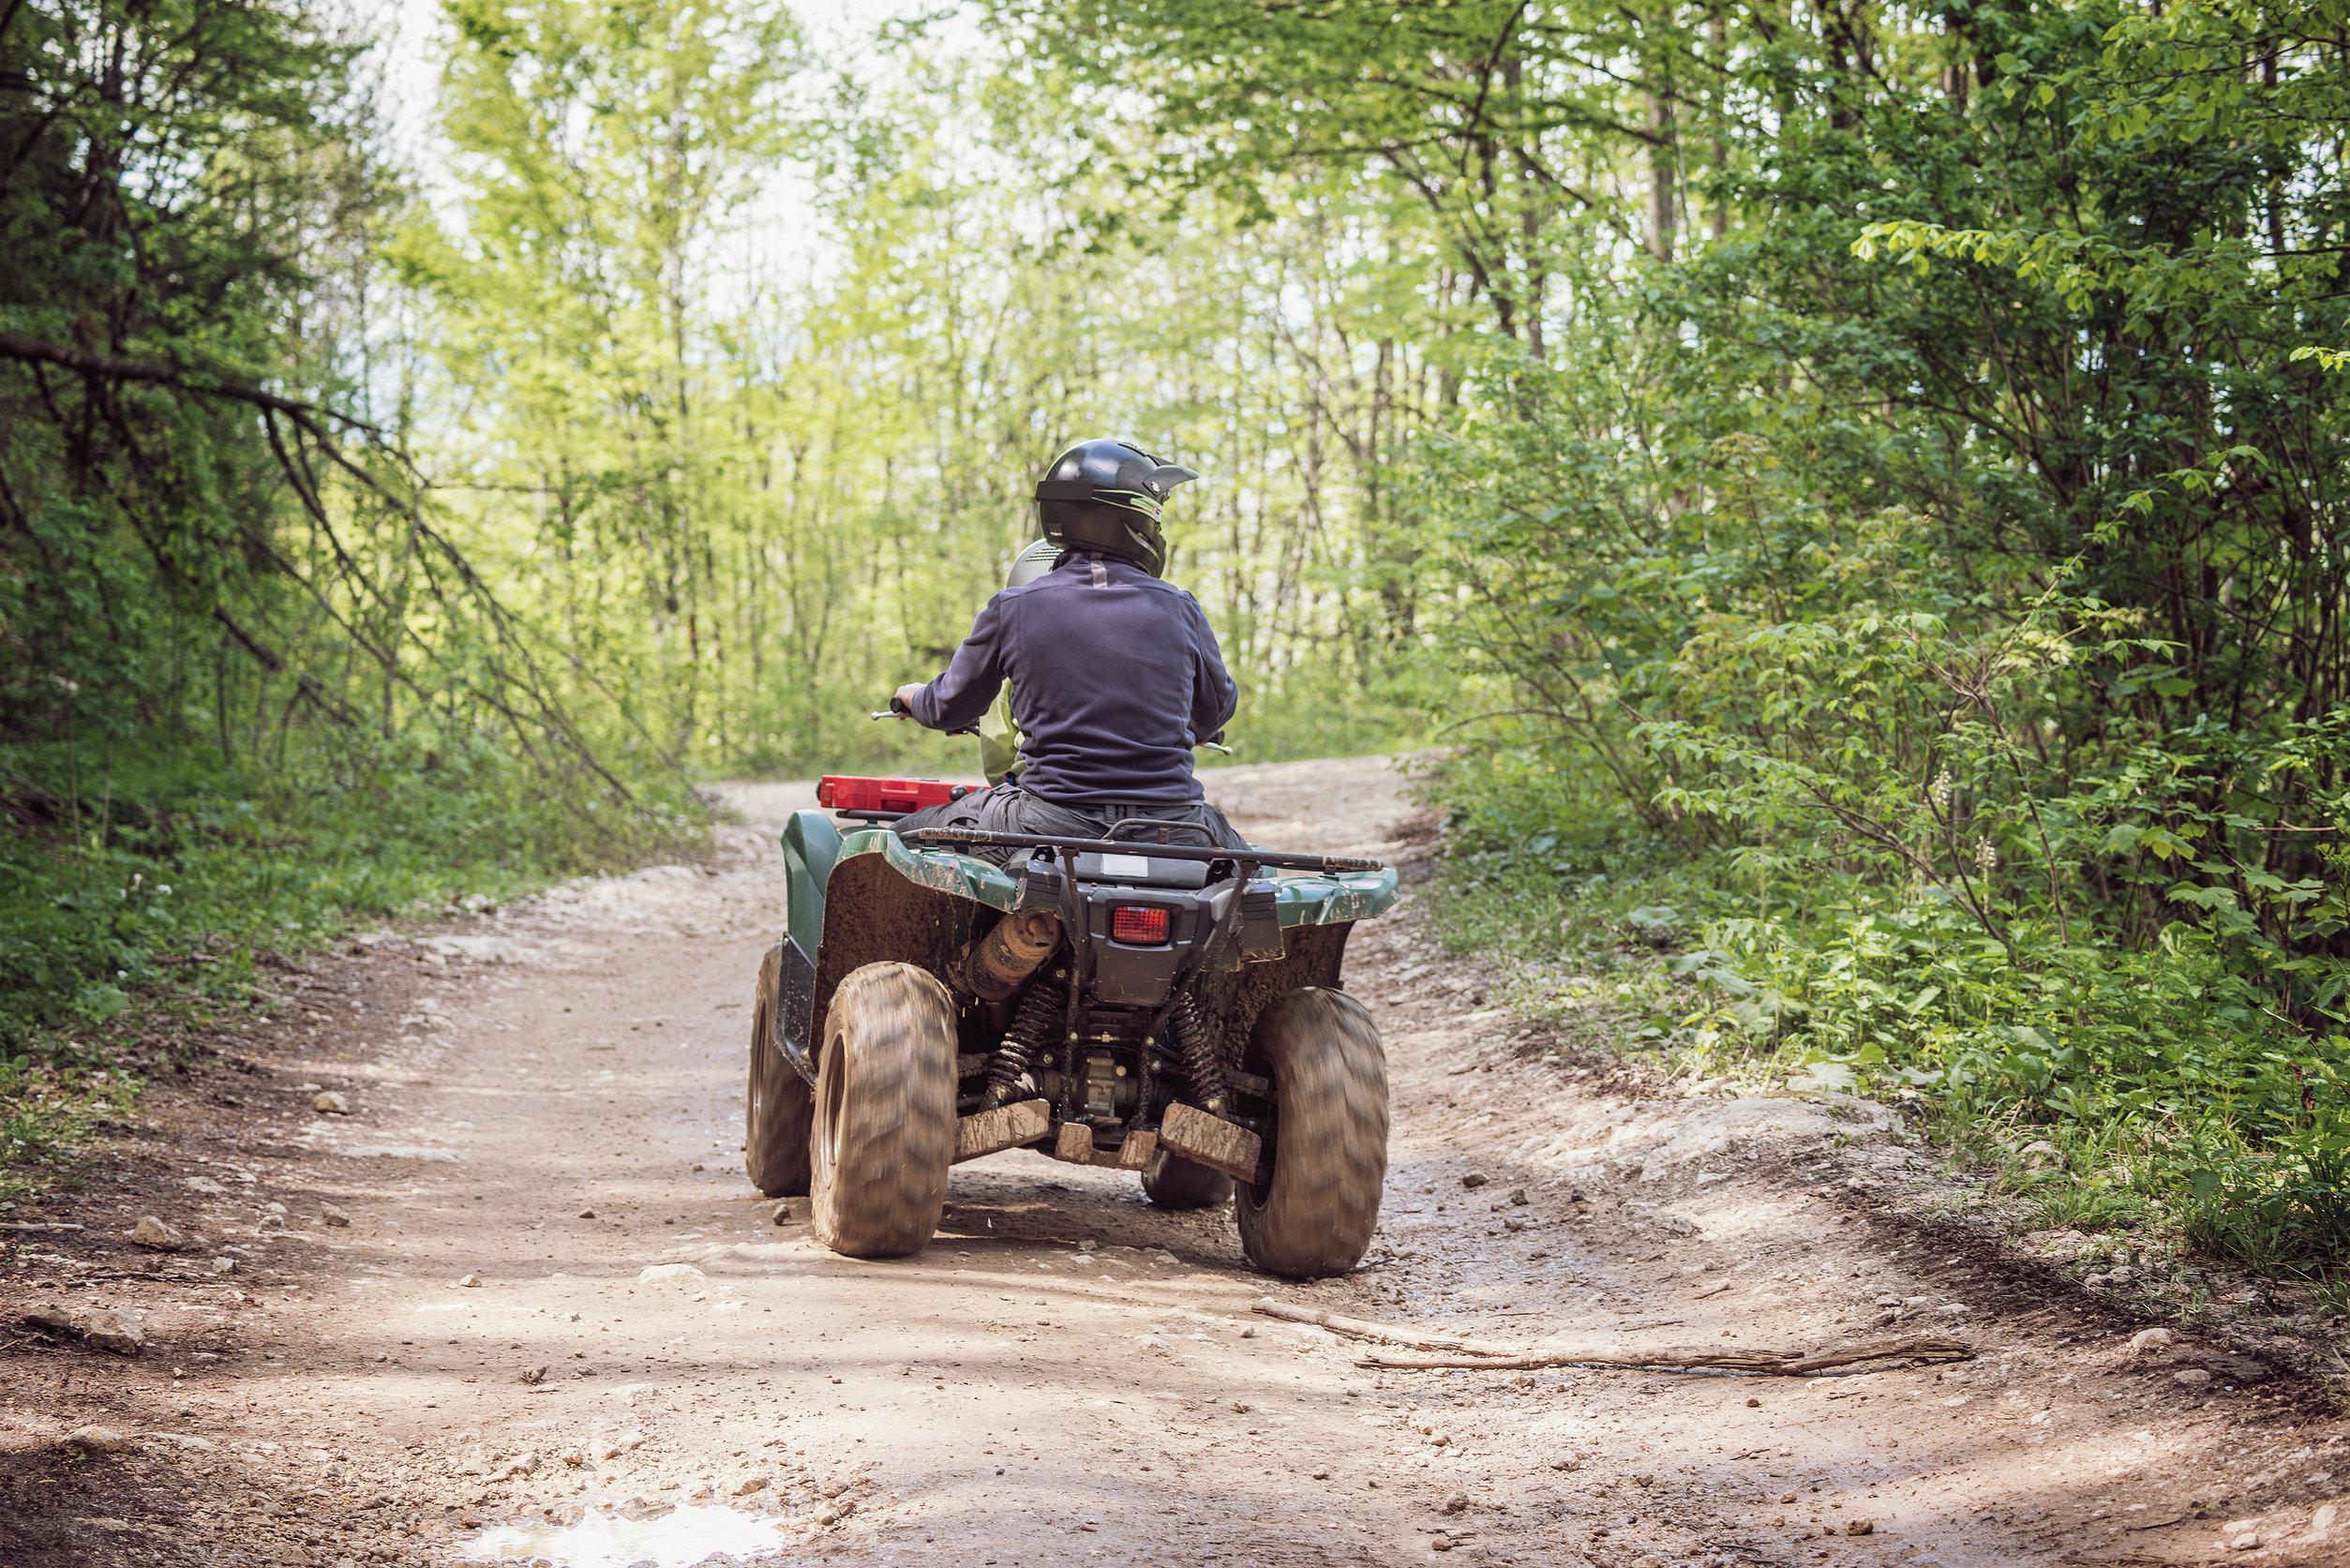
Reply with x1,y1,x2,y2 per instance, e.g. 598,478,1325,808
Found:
3,755,2344,1567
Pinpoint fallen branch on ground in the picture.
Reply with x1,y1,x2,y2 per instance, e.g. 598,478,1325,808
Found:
0,1222,86,1234
1253,1298,1521,1356
1255,1298,1970,1377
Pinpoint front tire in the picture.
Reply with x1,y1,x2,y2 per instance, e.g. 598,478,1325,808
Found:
1142,1149,1233,1212
745,946,814,1197
810,963,957,1259
1235,989,1388,1278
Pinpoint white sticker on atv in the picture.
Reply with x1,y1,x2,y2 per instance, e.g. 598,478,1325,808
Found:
1099,854,1153,880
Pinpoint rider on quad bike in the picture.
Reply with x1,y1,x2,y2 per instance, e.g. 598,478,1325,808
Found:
890,438,1248,859
749,436,1397,1276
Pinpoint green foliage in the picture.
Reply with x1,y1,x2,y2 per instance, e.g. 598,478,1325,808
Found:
0,734,696,1184
1039,0,2350,1280
1436,741,2350,1273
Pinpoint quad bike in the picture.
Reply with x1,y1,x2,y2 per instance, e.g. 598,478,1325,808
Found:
743,771,1399,1277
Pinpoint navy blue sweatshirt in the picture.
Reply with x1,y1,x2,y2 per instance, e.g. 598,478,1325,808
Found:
909,552,1238,802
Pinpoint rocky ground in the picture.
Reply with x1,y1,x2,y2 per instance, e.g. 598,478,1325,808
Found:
2,755,2344,1566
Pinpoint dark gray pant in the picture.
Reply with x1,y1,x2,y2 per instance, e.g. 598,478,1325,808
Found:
891,784,1249,867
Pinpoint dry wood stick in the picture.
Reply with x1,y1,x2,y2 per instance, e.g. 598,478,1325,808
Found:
1255,1300,1970,1377
0,1221,85,1233
1357,1335,1973,1375
1253,1298,1521,1357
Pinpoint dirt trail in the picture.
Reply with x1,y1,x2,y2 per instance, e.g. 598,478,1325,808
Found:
3,755,2343,1566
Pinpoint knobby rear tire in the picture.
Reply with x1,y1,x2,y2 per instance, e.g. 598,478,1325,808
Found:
810,962,958,1259
744,945,814,1198
1141,1149,1233,1212
1235,988,1388,1279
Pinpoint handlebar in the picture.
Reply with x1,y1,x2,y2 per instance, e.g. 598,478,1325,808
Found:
871,708,978,739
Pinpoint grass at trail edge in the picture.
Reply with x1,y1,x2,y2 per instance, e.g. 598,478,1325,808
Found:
0,736,701,1201
1425,746,2350,1312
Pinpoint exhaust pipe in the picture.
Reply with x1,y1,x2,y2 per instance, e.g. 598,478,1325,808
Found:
955,908,1062,1001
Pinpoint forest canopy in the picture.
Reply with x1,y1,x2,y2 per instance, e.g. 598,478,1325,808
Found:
5,0,2349,1276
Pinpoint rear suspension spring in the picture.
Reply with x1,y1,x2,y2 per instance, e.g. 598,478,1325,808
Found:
987,978,1064,1108
1169,993,1229,1115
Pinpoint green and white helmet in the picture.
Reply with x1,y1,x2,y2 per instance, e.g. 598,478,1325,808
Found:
1033,438,1198,576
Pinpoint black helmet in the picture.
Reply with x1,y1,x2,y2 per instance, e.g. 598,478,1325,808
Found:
1034,438,1198,575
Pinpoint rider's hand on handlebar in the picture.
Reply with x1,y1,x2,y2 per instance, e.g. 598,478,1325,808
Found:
890,683,922,719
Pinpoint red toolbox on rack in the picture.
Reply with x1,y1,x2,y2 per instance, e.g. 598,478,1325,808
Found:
816,775,981,814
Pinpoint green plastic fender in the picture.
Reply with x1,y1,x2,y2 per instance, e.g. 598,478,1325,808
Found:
785,814,1398,932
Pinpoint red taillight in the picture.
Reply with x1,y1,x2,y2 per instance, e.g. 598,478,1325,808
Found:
1110,904,1171,945
816,775,974,814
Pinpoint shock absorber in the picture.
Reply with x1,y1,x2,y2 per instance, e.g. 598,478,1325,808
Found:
986,977,1064,1109
1168,993,1229,1115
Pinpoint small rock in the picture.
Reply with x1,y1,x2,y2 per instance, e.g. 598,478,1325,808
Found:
455,1273,481,1289
517,1366,548,1386
2130,1327,2175,1354
80,1307,144,1356
2017,1140,2061,1171
592,1429,645,1460
127,1216,189,1251
313,1091,350,1115
2227,1531,2261,1551
1430,1534,1455,1554
1508,1188,1529,1206
321,1205,351,1229
2208,1353,2274,1384
577,1209,596,1219
68,1426,135,1454
731,1475,769,1496
2310,1502,2339,1539
637,1263,706,1286
1460,1173,1489,1190
2175,1368,2212,1387
1441,1494,1469,1516
1845,1519,1875,1536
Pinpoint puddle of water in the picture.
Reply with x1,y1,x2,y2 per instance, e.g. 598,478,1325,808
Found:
462,1503,786,1567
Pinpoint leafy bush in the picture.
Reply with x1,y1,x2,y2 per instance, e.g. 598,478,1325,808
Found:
0,733,696,1183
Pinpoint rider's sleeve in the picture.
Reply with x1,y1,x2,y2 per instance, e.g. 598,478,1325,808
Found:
1189,600,1238,740
910,594,1009,733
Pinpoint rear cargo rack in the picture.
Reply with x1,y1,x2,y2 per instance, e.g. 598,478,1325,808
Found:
899,826,1384,876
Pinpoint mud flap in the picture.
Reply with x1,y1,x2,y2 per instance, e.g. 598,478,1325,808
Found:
776,936,817,1084
954,1098,1051,1164
1160,1102,1265,1185
1051,1124,1158,1171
